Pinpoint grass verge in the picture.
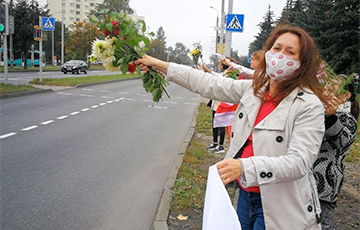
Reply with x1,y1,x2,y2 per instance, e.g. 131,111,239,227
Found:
28,73,138,87
0,83,38,94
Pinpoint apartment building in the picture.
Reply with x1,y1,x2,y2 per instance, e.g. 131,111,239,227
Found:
46,0,103,26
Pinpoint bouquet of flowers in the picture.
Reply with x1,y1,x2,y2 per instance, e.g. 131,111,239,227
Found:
190,43,203,67
225,69,239,80
89,11,170,102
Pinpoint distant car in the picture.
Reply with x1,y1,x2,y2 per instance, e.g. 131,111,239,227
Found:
61,60,88,74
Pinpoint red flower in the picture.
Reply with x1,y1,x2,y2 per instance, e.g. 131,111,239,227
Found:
103,29,110,36
128,63,136,73
113,28,120,36
112,19,119,27
123,36,127,41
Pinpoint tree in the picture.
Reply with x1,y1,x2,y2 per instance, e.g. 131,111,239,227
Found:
168,42,192,65
65,20,104,62
11,0,49,69
147,26,167,61
248,5,275,53
320,0,359,74
93,0,133,14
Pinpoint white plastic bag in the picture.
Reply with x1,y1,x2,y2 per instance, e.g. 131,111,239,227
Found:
203,164,241,230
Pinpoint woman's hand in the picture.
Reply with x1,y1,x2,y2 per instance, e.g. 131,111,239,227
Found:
134,55,169,73
202,63,212,73
220,57,231,67
216,159,242,185
324,95,344,116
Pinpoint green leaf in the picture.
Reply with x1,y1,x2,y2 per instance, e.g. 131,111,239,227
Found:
142,21,146,33
121,62,128,75
89,15,99,24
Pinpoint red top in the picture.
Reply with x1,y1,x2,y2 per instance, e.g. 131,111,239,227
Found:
237,92,279,193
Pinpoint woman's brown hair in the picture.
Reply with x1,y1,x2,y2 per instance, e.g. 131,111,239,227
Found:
252,25,328,105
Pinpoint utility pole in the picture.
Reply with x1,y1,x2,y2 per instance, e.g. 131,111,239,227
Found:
39,16,43,82
61,8,64,65
219,0,225,55
224,0,233,57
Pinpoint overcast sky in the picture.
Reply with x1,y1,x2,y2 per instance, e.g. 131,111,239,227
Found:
38,0,287,63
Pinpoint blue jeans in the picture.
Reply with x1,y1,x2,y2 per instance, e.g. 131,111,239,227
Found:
236,186,265,230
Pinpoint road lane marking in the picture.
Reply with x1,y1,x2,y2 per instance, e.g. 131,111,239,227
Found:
100,90,112,93
58,92,72,95
114,98,125,102
118,92,129,94
81,108,90,112
79,94,93,97
142,100,153,102
147,105,168,109
82,88,94,91
163,101,177,104
106,101,114,104
172,97,183,99
101,96,114,99
99,103,106,106
41,120,54,125
124,98,134,101
69,111,80,115
21,125,38,131
57,115,69,120
185,102,198,105
91,105,99,108
189,97,200,100
0,132,17,139
137,93,148,96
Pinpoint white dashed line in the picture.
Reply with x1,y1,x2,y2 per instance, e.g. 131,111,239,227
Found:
0,132,17,139
163,101,177,104
142,100,153,102
57,115,69,120
41,120,54,125
58,92,72,95
91,105,99,108
137,93,148,97
81,108,90,112
79,94,93,97
118,92,129,94
99,103,106,106
21,125,38,131
106,101,114,104
172,97,183,99
100,90,112,93
101,96,114,99
189,98,200,100
185,102,198,105
147,105,168,109
114,98,125,102
82,88,94,91
124,98,134,101
69,111,80,115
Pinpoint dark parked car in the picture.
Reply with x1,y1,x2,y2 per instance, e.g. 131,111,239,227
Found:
61,60,88,74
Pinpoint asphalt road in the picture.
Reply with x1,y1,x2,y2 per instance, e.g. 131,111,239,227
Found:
0,79,201,230
0,69,119,85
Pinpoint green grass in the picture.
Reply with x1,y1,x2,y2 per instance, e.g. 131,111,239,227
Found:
0,64,105,72
0,83,38,94
28,73,138,87
345,94,360,162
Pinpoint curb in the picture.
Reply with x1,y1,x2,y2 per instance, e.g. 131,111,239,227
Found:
0,77,141,99
151,102,199,230
0,89,53,99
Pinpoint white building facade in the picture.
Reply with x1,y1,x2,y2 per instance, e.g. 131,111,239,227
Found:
46,0,103,26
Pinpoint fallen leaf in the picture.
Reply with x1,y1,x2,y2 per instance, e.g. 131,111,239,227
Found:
177,214,188,220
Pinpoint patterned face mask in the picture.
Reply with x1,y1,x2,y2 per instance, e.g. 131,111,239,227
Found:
265,51,301,82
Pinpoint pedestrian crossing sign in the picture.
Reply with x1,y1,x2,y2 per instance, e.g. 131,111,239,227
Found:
42,17,55,31
226,14,244,32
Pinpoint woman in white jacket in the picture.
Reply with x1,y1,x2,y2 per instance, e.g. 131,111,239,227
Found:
136,25,329,230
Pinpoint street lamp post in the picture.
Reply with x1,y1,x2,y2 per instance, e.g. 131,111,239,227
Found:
51,11,61,66
210,6,219,54
61,8,64,65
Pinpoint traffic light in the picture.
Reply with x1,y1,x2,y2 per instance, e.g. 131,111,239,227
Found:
0,2,9,35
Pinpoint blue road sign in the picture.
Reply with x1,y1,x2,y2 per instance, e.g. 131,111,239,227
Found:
42,17,55,31
226,14,244,32
247,54,251,63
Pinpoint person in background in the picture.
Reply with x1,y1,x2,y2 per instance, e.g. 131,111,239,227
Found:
313,74,359,230
201,59,232,153
135,25,328,230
